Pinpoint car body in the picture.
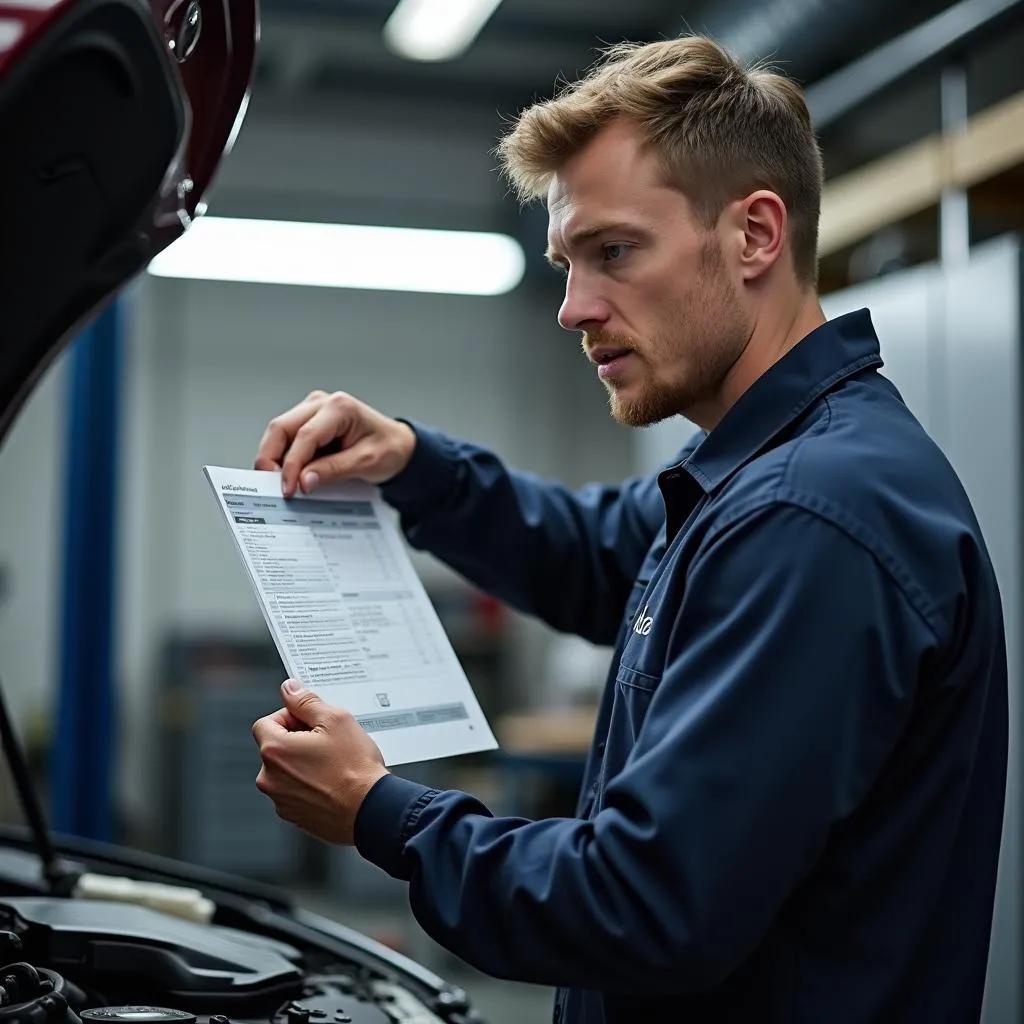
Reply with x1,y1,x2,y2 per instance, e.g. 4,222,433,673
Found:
0,0,254,444
0,2,486,1021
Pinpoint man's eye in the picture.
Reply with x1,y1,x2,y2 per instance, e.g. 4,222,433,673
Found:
603,244,627,262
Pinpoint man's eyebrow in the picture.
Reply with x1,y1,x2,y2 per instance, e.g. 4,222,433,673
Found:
544,247,567,268
545,222,636,267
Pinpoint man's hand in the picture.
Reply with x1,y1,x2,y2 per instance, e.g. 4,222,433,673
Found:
255,390,416,498
253,680,389,845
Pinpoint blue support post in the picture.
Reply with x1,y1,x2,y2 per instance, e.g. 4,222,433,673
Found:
51,298,123,841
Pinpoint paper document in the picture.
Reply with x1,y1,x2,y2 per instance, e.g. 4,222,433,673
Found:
203,466,498,766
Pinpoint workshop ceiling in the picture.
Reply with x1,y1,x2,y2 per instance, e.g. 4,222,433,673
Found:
252,0,967,123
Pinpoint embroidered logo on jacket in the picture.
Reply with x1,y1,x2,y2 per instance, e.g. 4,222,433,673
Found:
633,604,654,637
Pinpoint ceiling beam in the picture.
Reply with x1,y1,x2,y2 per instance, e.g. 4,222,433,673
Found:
805,0,1024,128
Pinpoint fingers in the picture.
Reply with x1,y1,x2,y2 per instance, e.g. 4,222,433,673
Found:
297,443,376,494
281,681,334,729
254,390,329,475
280,394,358,498
257,391,390,497
268,707,309,732
252,708,306,746
251,714,280,746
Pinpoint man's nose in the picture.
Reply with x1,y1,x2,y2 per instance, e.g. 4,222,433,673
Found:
558,272,609,332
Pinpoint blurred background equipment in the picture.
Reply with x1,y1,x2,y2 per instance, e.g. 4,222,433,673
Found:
155,635,302,878
3,0,1024,1022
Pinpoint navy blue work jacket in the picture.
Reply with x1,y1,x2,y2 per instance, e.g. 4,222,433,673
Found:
354,309,1008,1024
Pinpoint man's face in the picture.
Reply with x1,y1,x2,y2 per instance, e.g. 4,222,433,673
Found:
546,120,752,428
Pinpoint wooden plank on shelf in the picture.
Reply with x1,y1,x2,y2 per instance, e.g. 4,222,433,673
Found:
820,137,945,256
951,91,1024,186
496,709,598,755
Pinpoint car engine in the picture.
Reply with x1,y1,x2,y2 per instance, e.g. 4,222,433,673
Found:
0,898,478,1024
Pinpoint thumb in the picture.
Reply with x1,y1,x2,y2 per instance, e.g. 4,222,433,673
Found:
281,680,330,726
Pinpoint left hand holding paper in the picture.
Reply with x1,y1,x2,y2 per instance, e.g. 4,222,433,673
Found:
253,680,389,845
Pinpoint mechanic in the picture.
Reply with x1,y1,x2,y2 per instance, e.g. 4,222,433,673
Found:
250,34,1009,1024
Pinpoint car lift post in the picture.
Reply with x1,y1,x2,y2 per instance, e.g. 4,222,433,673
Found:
51,298,123,842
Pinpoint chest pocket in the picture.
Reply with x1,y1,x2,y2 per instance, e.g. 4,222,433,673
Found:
614,662,661,739
620,558,677,673
612,520,681,737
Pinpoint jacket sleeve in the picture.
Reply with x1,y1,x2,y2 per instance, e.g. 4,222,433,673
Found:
377,422,697,645
353,501,935,992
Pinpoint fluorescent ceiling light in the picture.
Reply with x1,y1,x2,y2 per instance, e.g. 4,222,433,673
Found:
146,216,526,296
383,0,504,62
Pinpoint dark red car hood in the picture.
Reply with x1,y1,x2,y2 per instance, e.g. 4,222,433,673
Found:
0,0,257,445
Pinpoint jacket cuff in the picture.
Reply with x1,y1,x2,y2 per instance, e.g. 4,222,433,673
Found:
378,421,459,512
354,773,438,879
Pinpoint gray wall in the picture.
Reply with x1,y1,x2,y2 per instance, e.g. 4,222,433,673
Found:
633,416,701,474
206,96,511,232
0,353,67,730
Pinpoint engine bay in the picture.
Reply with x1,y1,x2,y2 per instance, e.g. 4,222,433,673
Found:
0,897,478,1024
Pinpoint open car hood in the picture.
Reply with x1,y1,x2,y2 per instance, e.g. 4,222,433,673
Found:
0,0,257,445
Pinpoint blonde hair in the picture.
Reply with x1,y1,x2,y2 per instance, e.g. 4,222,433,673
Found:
495,36,824,286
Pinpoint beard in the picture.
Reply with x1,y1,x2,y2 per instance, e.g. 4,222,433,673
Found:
584,238,750,428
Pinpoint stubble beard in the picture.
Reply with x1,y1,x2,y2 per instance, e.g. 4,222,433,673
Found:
601,242,749,428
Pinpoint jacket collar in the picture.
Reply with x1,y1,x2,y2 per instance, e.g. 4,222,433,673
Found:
675,308,883,495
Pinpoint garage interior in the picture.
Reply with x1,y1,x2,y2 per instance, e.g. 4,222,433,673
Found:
2,0,1024,1021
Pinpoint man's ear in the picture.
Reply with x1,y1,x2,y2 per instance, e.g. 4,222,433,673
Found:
732,190,788,282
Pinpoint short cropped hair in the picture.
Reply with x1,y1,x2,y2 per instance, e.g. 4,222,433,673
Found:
495,36,824,287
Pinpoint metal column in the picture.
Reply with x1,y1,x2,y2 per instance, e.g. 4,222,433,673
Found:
51,298,123,841
940,61,971,265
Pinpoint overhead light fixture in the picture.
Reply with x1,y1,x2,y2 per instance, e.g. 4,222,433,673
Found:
383,0,504,62
146,216,526,296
